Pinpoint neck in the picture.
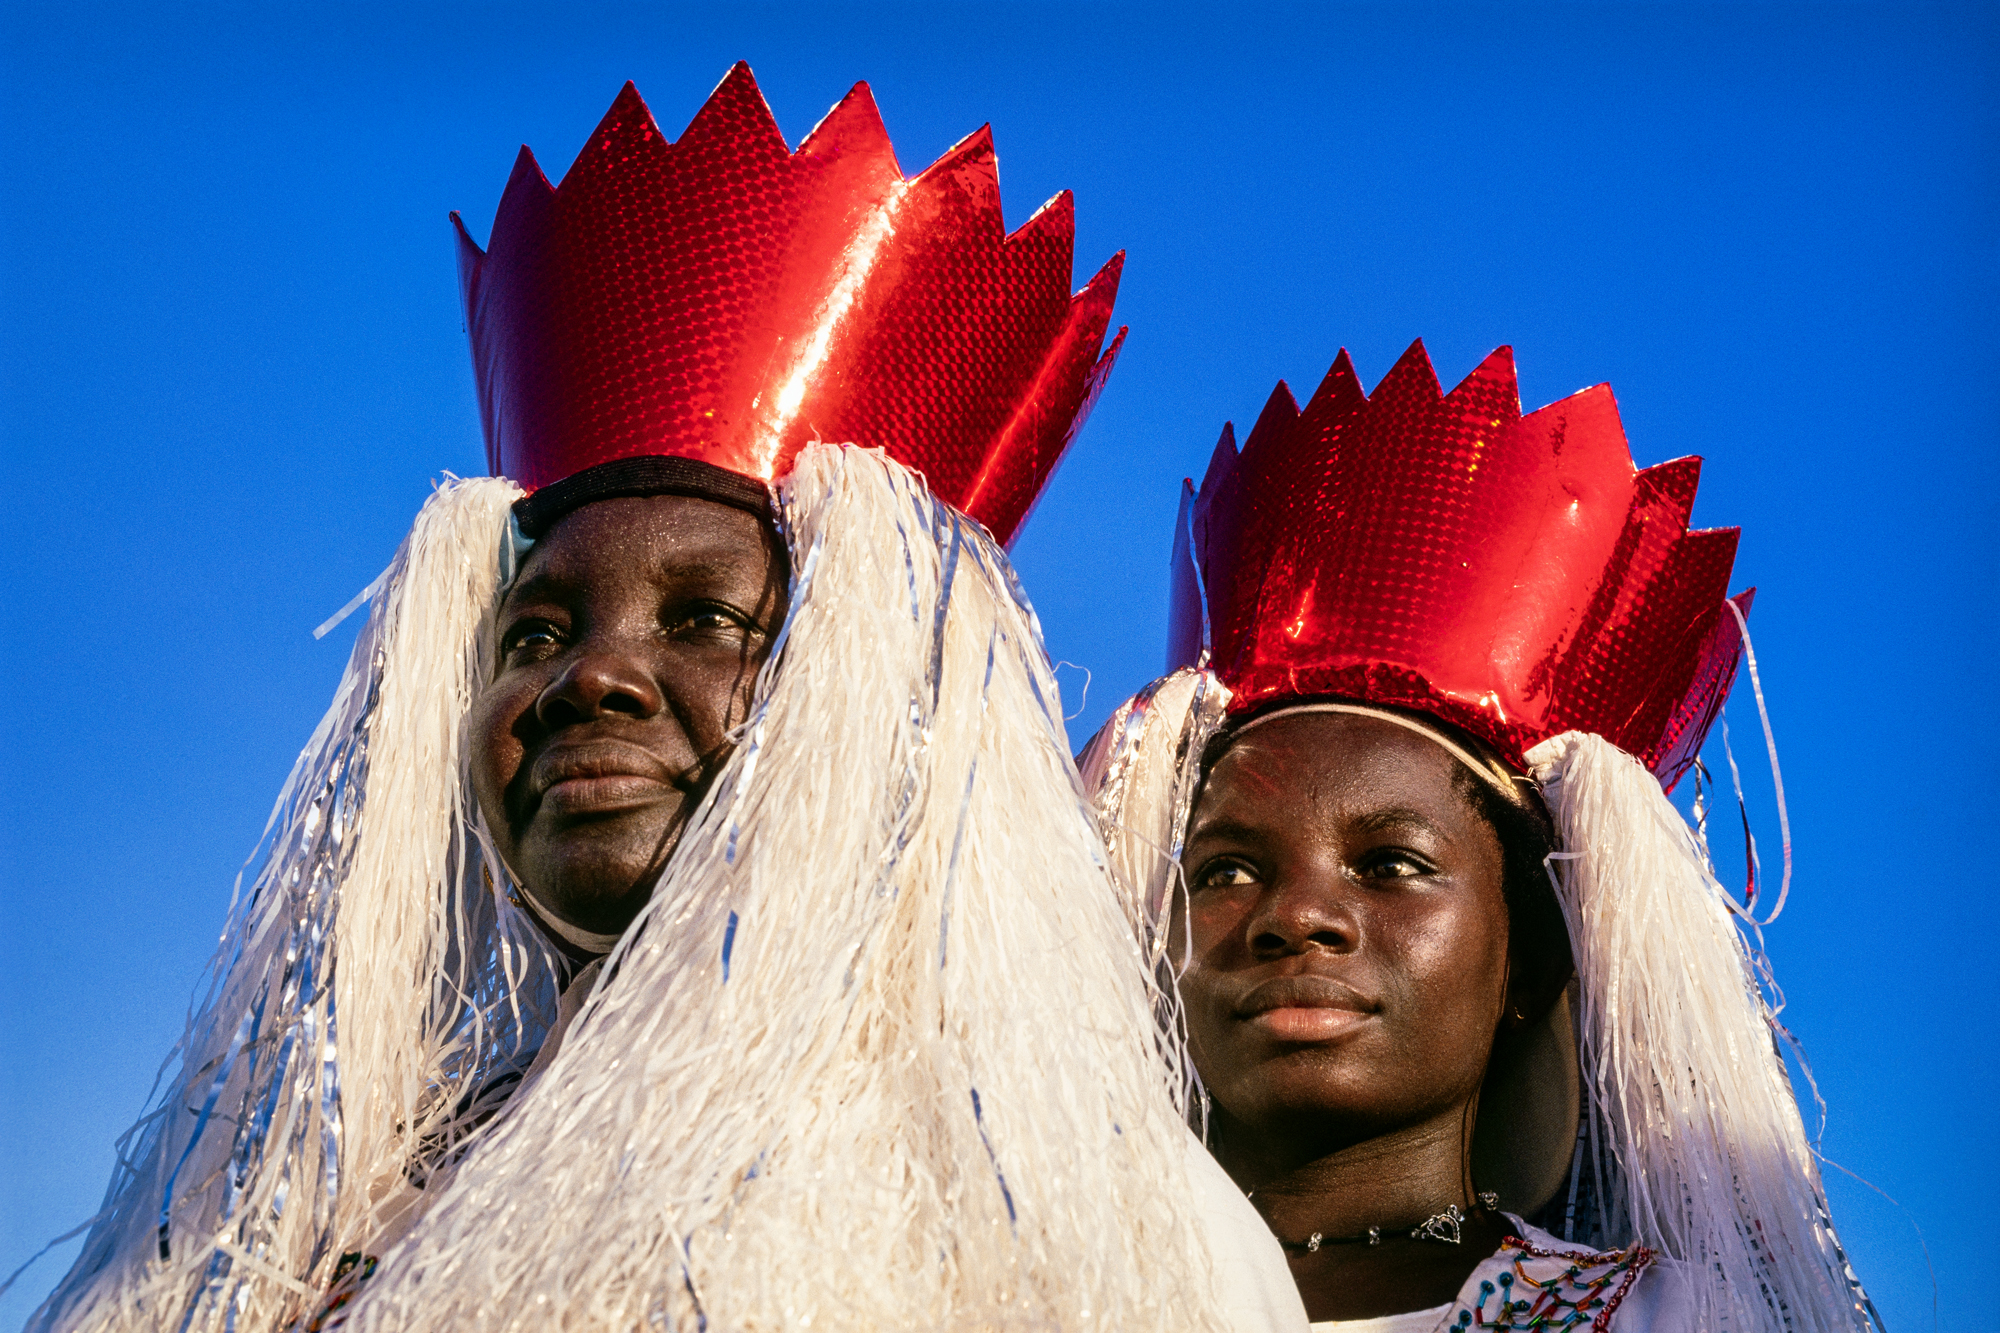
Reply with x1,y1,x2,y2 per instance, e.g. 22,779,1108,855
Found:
1214,1103,1475,1238
1211,1101,1512,1322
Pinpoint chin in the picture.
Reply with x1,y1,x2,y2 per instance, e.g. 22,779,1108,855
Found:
522,845,671,927
1236,1061,1396,1124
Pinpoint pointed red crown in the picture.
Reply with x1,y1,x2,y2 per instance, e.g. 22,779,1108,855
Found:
452,63,1126,545
1169,341,1751,787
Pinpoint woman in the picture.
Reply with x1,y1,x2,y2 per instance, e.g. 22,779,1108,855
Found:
34,66,1301,1333
1083,341,1880,1331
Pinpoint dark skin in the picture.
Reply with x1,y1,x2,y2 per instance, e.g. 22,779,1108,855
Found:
469,495,788,937
1176,712,1542,1321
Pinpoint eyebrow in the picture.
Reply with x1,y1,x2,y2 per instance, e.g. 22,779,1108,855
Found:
501,554,766,614
1349,806,1449,839
497,569,569,614
1188,806,1449,845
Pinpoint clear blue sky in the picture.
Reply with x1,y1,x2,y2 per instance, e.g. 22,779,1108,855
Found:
2,3,1991,1328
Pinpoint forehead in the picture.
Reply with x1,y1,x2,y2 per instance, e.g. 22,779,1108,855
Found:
513,494,775,588
1199,712,1471,821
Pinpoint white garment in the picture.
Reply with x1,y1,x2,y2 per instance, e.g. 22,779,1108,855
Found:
1308,1309,1448,1333
1185,1131,1313,1332
1307,1219,1694,1333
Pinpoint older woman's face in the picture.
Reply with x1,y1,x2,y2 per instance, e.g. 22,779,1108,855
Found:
470,495,788,936
1176,712,1511,1155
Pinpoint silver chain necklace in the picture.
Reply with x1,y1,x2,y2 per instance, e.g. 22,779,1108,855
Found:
1272,1192,1500,1253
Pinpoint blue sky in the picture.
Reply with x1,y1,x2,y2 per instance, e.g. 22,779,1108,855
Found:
2,2,1992,1327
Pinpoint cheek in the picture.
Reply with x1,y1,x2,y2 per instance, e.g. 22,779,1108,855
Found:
668,646,768,740
467,683,531,814
1379,894,1510,1030
1179,892,1252,965
1171,900,1251,1044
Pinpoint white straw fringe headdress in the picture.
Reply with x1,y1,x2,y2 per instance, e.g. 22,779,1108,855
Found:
331,443,1233,1332
31,446,1239,1333
24,476,558,1333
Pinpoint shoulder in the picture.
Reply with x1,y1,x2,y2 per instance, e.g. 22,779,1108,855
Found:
1445,1221,1693,1332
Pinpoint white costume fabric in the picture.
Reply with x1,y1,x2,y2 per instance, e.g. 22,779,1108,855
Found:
1186,1131,1313,1333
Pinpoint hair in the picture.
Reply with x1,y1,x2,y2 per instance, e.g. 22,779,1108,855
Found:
1449,761,1571,1023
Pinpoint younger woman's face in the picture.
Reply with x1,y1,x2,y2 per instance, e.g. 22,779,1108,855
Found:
1176,712,1512,1160
469,495,788,936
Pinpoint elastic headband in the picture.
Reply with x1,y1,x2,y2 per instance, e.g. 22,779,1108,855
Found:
499,454,778,589
1228,702,1532,801
512,454,774,539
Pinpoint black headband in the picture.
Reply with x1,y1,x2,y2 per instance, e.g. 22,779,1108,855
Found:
510,455,773,540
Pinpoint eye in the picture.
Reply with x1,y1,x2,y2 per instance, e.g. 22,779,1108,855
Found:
666,601,759,641
501,618,566,659
1355,848,1436,880
1192,858,1262,892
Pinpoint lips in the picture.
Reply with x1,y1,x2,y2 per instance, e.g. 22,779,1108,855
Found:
1235,973,1378,1043
530,740,681,818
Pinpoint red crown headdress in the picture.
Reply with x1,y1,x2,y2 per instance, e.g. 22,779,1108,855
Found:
452,63,1126,545
1168,341,1751,787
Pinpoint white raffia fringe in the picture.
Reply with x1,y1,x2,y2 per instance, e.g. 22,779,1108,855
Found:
1526,730,1873,1333
1076,667,1229,961
29,476,559,1333
341,443,1232,1333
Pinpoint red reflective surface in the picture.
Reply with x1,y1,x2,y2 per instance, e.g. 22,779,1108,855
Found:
1169,341,1749,787
453,63,1125,546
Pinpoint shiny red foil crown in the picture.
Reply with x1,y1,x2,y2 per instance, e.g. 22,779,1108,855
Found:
453,63,1126,546
1168,341,1751,787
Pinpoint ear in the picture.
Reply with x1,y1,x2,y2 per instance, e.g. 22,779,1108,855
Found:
1472,982,1582,1215
1505,944,1574,1029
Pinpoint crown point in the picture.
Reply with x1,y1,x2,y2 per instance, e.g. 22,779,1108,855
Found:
1304,349,1366,416
679,61,785,158
1243,381,1302,456
915,123,998,186
558,84,674,191
798,81,898,174
1374,339,1443,404
1463,343,1519,393
1198,420,1240,496
1167,476,1208,671
909,123,1002,234
1078,249,1125,300
711,62,758,102
1013,189,1075,247
1634,455,1704,526
484,144,558,258
1093,324,1128,382
1445,345,1523,425
1010,191,1076,273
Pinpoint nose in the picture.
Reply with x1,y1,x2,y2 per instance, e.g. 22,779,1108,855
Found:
535,643,666,730
1244,864,1357,958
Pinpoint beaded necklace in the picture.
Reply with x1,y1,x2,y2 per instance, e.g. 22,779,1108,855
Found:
1448,1235,1655,1332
